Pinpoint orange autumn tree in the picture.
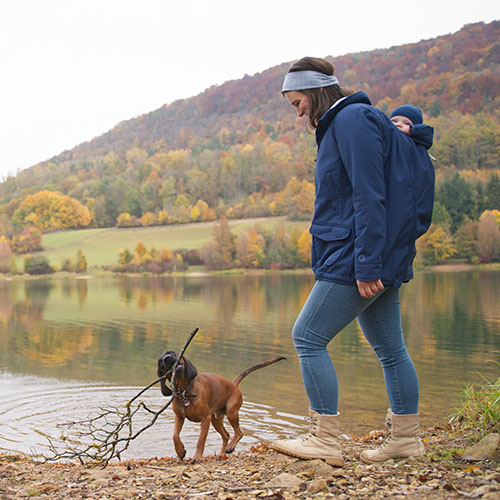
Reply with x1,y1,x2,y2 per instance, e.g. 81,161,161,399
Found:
12,190,91,232
297,229,312,265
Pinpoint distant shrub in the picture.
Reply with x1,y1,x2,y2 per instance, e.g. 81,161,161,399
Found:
157,210,169,225
140,212,156,227
113,243,187,274
24,255,54,275
59,249,87,273
145,262,162,274
118,248,133,265
61,257,75,272
10,226,42,254
174,248,202,266
116,212,132,227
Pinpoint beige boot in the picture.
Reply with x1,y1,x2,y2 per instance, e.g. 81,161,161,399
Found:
271,409,344,466
360,409,425,463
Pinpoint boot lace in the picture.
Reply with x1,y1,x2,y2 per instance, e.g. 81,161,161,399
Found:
301,416,319,442
378,417,394,450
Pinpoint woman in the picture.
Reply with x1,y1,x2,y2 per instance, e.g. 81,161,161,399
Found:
271,57,434,466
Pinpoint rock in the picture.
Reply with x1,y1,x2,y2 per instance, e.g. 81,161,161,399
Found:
91,478,109,489
462,433,500,461
470,483,500,498
306,478,328,494
110,488,134,498
266,472,304,489
354,464,369,478
284,459,334,479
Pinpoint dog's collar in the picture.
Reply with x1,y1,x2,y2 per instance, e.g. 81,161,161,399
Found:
174,379,197,407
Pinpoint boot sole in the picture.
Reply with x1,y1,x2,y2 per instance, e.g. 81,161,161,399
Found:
270,443,345,467
360,450,425,464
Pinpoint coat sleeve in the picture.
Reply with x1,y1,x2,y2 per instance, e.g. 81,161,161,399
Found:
334,107,387,281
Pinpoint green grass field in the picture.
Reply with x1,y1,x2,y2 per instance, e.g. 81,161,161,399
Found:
32,217,309,269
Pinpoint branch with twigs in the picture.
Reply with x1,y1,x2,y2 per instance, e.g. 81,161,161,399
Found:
36,327,199,467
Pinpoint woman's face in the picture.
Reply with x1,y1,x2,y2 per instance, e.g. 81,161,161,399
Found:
285,91,310,118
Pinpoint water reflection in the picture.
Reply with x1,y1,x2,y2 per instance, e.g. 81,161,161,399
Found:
0,271,499,458
0,373,299,459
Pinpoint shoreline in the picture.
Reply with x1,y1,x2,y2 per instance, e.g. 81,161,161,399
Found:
1,262,499,282
1,425,499,499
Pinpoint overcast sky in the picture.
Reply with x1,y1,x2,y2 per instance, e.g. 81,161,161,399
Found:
0,0,498,180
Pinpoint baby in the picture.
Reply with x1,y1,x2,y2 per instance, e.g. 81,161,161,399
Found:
390,104,423,135
389,104,435,239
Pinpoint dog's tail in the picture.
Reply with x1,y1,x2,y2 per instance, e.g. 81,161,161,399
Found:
232,356,286,386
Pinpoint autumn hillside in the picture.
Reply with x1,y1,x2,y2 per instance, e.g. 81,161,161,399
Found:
0,20,499,268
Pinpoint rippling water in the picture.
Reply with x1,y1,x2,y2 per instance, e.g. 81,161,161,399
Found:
0,271,499,460
0,373,305,459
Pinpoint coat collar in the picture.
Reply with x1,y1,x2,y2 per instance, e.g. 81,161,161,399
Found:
315,91,372,145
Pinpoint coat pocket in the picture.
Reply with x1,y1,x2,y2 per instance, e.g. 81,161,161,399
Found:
310,223,351,267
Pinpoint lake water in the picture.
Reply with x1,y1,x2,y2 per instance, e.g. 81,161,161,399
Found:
0,270,499,460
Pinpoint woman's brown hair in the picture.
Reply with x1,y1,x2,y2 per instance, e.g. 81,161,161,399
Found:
286,57,354,130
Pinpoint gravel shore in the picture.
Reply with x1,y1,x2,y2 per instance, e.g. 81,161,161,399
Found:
1,427,499,499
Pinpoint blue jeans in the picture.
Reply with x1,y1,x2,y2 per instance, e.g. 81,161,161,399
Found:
292,280,419,415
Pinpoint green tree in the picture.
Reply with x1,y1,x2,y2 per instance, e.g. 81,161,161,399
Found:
485,173,500,210
170,194,192,223
431,201,452,228
473,182,488,219
454,219,478,262
261,224,301,269
140,175,162,214
159,178,177,208
428,98,443,117
436,173,474,232
118,248,133,265
124,188,141,217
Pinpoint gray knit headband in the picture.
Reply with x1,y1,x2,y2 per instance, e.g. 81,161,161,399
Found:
282,70,339,92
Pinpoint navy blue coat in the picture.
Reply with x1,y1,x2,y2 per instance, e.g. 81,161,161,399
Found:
310,92,435,288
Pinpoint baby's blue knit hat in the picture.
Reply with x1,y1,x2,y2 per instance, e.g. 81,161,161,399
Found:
390,104,423,125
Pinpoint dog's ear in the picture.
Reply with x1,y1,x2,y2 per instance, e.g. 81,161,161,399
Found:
157,351,175,396
182,356,198,382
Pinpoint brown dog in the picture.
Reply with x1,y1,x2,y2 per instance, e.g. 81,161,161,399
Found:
157,351,285,461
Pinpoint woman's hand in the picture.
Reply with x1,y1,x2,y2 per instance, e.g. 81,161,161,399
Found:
356,279,384,299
